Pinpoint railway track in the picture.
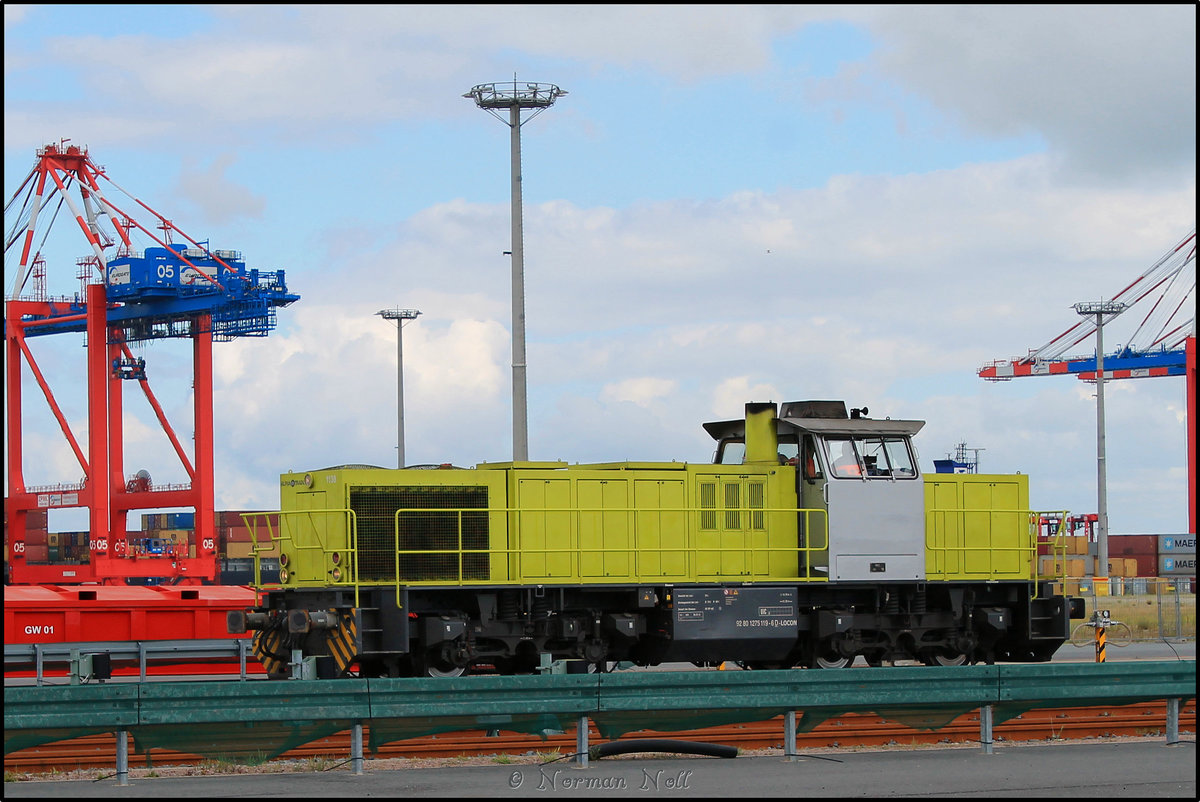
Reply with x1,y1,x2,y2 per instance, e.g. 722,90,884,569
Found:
5,700,1193,775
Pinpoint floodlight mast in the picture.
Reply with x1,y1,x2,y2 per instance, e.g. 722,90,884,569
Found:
377,308,422,468
1073,300,1127,583
464,80,567,462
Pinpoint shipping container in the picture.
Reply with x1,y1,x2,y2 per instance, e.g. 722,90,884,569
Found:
219,557,280,585
1103,558,1141,577
166,512,195,529
1122,552,1157,577
21,544,49,562
1158,554,1199,576
1159,534,1198,554
20,530,49,546
218,525,255,543
1108,534,1159,555
216,510,279,528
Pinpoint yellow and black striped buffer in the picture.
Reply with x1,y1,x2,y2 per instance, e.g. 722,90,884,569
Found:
322,609,359,675
252,630,288,677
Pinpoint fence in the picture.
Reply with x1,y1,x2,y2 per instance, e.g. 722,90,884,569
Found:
1065,578,1196,642
4,661,1194,785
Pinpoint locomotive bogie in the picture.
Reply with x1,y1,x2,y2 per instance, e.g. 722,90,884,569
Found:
235,577,1073,677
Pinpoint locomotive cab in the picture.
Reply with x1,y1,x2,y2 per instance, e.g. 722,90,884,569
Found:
706,400,926,582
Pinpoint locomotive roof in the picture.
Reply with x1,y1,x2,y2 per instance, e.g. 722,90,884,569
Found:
702,411,925,440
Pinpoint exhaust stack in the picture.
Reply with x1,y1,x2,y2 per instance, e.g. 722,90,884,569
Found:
744,402,779,465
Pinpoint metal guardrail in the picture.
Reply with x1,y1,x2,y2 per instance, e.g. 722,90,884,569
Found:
4,639,257,684
3,661,1194,785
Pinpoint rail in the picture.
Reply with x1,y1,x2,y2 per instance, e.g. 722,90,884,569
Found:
3,661,1193,784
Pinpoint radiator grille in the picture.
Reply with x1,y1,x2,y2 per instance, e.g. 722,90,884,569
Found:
349,486,489,581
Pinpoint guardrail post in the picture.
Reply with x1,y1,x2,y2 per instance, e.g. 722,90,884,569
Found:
576,715,589,768
784,710,797,762
980,705,994,755
1166,698,1180,745
116,730,129,786
351,723,364,774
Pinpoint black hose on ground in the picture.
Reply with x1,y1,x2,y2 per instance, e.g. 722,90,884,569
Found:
589,739,737,759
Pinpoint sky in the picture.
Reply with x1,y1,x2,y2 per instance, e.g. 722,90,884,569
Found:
4,4,1196,537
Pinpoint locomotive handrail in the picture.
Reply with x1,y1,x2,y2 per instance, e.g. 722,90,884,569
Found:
924,507,1070,590
244,504,838,594
387,504,832,589
243,508,361,604
244,503,1080,607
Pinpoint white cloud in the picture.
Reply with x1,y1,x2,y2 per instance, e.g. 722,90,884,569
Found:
5,6,1193,537
860,5,1196,181
174,154,266,226
601,377,677,406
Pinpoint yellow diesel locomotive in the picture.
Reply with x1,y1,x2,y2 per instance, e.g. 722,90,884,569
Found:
230,400,1085,677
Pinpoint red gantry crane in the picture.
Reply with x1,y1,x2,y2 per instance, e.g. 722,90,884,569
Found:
979,229,1197,536
4,142,299,585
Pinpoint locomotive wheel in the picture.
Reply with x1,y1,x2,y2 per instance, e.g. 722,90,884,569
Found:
920,649,969,667
415,648,470,678
421,657,468,678
814,653,853,669
813,641,853,668
425,662,468,678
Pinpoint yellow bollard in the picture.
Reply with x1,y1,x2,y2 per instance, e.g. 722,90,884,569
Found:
1094,609,1109,663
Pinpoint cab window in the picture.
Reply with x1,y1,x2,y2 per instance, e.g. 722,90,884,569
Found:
801,434,824,482
777,436,799,466
824,435,917,479
825,437,863,477
717,438,745,465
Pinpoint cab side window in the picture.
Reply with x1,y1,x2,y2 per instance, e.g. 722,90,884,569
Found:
717,438,746,465
801,434,824,482
777,436,799,466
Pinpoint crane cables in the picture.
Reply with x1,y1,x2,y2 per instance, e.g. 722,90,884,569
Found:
1021,228,1196,364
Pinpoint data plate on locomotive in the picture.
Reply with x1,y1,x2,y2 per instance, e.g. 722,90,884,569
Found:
672,587,799,640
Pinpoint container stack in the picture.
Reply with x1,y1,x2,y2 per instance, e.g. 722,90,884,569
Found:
214,510,281,584
1038,531,1196,594
14,509,284,585
14,510,50,563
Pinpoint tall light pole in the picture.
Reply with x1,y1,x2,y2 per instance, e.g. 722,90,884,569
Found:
464,79,566,462
377,308,421,468
1074,300,1127,584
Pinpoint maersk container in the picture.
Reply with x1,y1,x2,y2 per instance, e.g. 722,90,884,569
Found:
1159,554,1198,576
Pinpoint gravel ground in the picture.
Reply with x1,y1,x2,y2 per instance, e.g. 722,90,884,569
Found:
6,733,1185,784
